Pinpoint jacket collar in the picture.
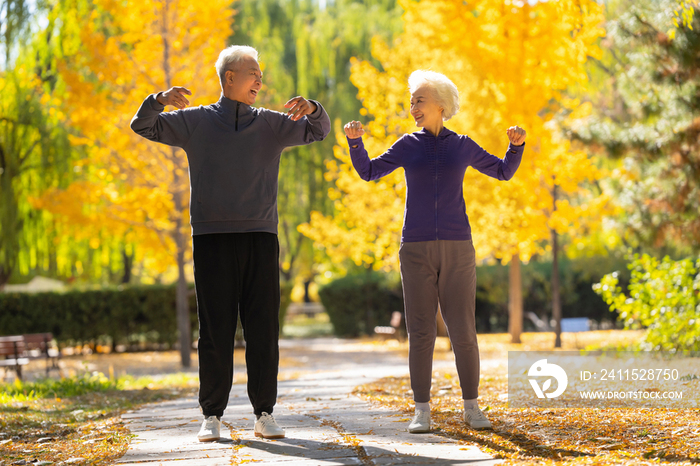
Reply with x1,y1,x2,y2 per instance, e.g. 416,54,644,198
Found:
416,127,455,138
215,94,257,128
217,94,253,113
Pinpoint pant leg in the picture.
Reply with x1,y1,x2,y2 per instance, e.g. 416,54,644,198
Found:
237,232,280,416
436,240,480,400
399,241,439,404
193,233,239,418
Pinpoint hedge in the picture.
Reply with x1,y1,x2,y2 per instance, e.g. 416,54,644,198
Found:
319,256,627,337
318,272,403,337
0,285,198,349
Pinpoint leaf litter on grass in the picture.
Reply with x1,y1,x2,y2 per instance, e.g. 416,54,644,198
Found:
355,370,700,465
0,372,198,465
353,331,700,465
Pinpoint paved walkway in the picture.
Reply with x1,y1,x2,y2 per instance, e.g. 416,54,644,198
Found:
118,339,502,465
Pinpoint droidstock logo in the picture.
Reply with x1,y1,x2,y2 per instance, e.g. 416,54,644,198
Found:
528,359,568,398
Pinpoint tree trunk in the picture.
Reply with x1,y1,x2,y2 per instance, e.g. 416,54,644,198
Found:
175,231,191,367
508,253,523,344
171,146,191,366
121,246,132,284
0,142,19,288
160,2,191,367
303,278,311,303
552,183,562,348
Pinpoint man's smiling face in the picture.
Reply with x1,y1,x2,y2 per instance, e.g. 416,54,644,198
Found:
226,56,263,105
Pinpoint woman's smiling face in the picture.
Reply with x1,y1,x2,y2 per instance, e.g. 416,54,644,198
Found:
410,85,443,131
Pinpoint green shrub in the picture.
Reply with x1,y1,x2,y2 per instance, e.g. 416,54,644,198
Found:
319,255,621,337
594,254,700,351
0,283,292,348
318,272,403,337
0,285,198,348
476,255,626,332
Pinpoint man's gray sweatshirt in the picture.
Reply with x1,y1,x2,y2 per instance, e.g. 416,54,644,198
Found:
130,94,331,236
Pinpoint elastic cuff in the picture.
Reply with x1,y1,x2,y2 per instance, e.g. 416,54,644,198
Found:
308,99,323,117
150,93,166,111
253,407,274,417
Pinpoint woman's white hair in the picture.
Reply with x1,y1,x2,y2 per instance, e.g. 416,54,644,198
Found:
408,70,460,121
215,45,259,86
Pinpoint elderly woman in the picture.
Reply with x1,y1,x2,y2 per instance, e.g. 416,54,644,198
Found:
344,70,526,433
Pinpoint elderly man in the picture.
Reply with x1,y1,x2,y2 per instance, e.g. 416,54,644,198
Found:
131,45,331,441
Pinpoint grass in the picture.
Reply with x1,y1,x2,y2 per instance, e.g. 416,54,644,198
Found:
0,372,198,465
282,312,334,338
354,331,700,465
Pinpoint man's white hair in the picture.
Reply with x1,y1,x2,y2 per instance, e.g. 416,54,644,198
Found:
408,70,460,121
215,45,259,86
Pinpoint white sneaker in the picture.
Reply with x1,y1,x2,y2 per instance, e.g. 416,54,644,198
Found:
407,409,431,433
464,406,492,429
254,412,285,439
197,415,221,442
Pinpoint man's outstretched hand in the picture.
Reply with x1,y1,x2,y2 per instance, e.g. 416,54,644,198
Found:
157,87,192,109
285,96,317,121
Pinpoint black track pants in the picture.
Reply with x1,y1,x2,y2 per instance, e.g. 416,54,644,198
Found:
193,232,280,417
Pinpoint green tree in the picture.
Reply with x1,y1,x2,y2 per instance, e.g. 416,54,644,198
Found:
0,2,75,287
1,0,31,66
594,254,700,351
565,0,700,254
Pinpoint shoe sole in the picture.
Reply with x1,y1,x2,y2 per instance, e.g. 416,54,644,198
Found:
198,437,220,442
408,427,430,433
255,432,285,439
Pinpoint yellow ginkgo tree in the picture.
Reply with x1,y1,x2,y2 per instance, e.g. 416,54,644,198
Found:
32,0,234,366
301,0,610,344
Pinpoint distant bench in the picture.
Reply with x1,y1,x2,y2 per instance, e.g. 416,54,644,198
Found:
374,311,405,341
286,302,325,318
560,318,591,348
0,333,60,380
560,318,590,333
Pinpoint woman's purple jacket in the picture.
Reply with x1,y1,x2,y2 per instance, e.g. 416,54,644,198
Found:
347,127,524,243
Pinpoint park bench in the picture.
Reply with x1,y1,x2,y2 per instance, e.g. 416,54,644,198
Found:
560,317,590,333
560,317,590,348
0,336,29,380
286,302,325,318
374,311,405,341
0,333,59,380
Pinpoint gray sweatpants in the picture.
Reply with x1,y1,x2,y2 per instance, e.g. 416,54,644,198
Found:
399,240,479,402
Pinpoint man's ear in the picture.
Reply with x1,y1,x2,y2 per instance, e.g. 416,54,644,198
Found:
226,69,235,85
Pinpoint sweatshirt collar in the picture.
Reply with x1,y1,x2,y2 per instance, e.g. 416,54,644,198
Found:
216,94,257,130
217,94,253,113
